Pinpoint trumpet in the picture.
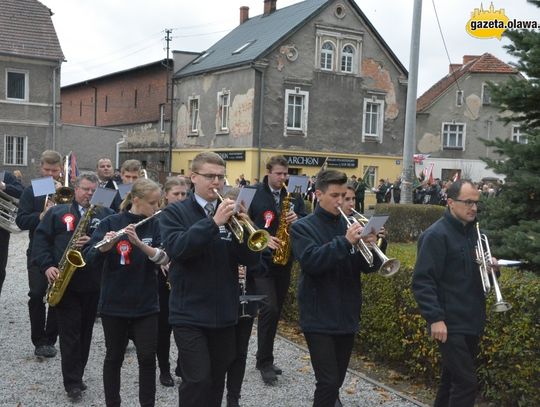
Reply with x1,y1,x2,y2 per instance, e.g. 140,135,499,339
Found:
93,210,162,249
338,208,400,277
213,188,270,252
474,222,512,313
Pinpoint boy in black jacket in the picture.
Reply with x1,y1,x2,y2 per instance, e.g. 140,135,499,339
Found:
15,149,63,358
248,155,306,384
291,170,380,407
33,173,114,402
160,152,260,407
412,180,495,407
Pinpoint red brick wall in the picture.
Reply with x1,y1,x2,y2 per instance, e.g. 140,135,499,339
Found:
61,65,170,127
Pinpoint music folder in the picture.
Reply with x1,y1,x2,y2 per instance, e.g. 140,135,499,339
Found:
90,187,117,208
117,183,133,200
360,214,389,237
31,176,56,197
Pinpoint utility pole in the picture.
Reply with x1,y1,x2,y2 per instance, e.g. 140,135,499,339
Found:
165,28,174,176
401,0,422,204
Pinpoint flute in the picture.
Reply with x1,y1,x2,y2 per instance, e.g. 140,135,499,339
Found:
93,210,162,249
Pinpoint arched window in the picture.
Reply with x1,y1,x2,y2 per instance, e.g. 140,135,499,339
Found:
320,41,334,71
341,44,355,73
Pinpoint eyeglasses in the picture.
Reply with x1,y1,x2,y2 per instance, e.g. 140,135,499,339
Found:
194,172,226,181
453,199,480,207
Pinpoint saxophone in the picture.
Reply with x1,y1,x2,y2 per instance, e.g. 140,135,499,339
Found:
272,189,292,266
46,205,95,306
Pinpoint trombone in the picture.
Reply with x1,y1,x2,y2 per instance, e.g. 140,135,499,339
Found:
213,188,270,252
338,207,400,277
474,222,512,312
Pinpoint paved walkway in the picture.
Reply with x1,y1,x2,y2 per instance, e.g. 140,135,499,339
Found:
0,233,425,407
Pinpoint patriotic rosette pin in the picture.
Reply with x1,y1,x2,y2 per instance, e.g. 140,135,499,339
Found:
116,240,132,265
62,213,76,232
263,210,274,228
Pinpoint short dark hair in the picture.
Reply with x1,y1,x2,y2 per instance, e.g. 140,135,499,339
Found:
266,155,288,171
315,170,348,192
446,179,475,200
345,182,356,192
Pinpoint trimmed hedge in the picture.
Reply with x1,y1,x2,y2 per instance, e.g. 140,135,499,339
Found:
282,244,540,406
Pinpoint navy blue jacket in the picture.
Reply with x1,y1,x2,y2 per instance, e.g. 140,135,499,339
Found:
412,210,486,336
2,171,23,199
32,202,114,293
160,193,261,328
291,206,380,334
84,212,161,318
15,184,49,257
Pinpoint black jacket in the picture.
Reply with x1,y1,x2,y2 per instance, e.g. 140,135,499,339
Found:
84,211,161,318
15,184,49,257
160,193,260,329
291,206,380,334
32,202,114,293
2,171,23,199
412,210,486,336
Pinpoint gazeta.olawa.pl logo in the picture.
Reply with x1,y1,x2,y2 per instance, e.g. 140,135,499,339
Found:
466,2,538,40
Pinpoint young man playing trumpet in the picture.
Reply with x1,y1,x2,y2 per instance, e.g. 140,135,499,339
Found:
291,170,382,407
160,152,261,407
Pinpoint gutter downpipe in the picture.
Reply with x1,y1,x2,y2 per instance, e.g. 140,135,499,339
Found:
52,63,61,150
253,62,267,180
115,136,126,169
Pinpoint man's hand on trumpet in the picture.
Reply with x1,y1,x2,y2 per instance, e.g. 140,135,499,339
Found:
213,198,236,226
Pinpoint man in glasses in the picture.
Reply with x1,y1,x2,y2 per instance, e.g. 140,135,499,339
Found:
160,152,260,407
413,179,496,407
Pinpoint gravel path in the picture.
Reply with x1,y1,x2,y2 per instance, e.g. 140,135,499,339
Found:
0,233,424,407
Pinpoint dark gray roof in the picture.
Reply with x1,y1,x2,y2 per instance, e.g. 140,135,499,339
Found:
0,0,64,61
176,0,329,78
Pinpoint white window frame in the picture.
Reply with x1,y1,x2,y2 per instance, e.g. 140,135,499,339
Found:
159,104,165,133
456,90,464,107
481,83,491,105
363,165,376,188
3,135,28,165
512,125,527,144
341,44,355,73
320,41,335,71
188,96,200,134
6,69,29,102
284,88,309,136
442,122,466,150
362,98,384,143
217,90,230,133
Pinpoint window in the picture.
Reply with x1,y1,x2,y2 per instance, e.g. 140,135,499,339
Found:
363,166,376,188
217,91,230,132
482,84,491,105
341,44,355,73
442,122,466,150
188,96,199,134
6,70,28,101
232,40,255,55
284,88,309,135
159,104,165,133
105,95,108,112
320,41,334,71
456,90,464,107
4,135,27,165
362,98,384,142
134,89,138,108
512,126,527,144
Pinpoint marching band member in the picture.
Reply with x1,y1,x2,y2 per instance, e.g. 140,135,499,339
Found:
0,170,23,297
248,155,306,385
15,150,63,358
157,177,189,387
84,178,166,407
96,158,117,189
110,159,142,212
291,170,380,407
160,152,260,407
32,173,114,402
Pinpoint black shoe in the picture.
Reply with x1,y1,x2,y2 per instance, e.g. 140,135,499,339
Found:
272,364,283,375
67,388,82,402
159,372,174,387
335,396,343,407
35,345,57,358
80,382,87,391
259,365,277,385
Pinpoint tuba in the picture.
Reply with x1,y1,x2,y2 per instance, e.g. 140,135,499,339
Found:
46,205,95,306
474,222,512,313
0,190,21,233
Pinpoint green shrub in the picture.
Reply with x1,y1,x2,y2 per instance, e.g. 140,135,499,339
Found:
374,204,445,242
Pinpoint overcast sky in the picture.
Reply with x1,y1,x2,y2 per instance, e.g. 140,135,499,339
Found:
39,0,540,94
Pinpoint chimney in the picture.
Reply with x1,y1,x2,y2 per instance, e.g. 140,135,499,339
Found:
463,55,479,65
240,6,249,24
449,63,462,74
264,0,277,15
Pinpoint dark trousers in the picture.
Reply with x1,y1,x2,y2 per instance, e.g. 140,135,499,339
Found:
56,289,99,391
0,229,9,296
101,314,158,407
434,334,480,407
157,277,176,375
226,315,254,403
27,258,58,347
254,265,291,368
173,325,236,407
304,332,355,407
354,198,365,214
